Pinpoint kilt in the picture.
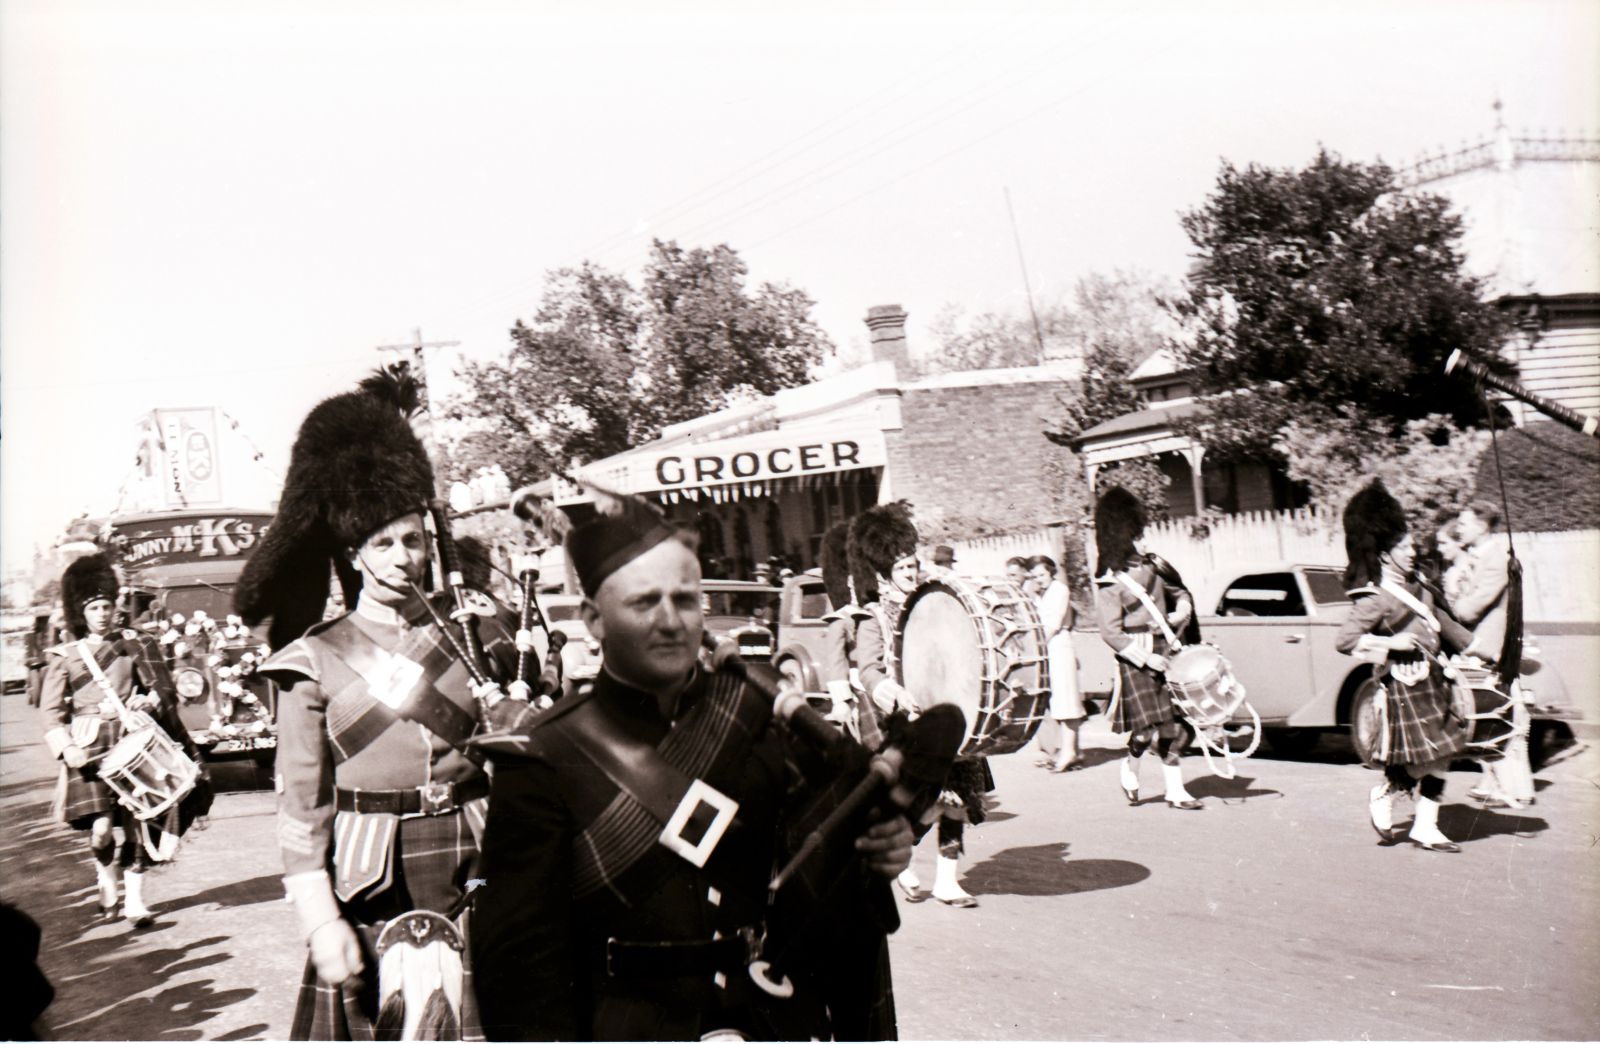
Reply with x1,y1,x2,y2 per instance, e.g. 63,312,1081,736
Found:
1111,661,1178,734
61,719,118,828
1374,667,1469,768
290,810,484,1041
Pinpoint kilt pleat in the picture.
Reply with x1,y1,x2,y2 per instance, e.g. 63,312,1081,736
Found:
1377,668,1469,767
62,722,118,827
1111,662,1178,734
290,810,485,1041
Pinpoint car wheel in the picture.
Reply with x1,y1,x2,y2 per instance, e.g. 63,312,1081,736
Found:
1262,728,1319,758
776,656,808,692
1349,677,1383,765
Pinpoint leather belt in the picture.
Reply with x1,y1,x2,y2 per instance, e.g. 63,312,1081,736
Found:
605,925,764,979
335,777,489,816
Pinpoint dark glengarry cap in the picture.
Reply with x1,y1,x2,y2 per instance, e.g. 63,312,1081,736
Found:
565,483,681,598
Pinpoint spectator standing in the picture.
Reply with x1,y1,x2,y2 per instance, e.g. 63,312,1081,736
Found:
1029,555,1085,772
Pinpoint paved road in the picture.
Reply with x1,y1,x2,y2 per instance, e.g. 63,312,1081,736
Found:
3,691,1597,1040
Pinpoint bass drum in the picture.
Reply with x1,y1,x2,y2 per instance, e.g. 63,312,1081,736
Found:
896,577,1050,757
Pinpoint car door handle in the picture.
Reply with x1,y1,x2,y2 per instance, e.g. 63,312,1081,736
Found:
1284,634,1305,644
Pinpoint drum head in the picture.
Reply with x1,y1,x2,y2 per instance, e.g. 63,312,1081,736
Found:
1167,646,1221,687
100,728,155,775
899,585,984,724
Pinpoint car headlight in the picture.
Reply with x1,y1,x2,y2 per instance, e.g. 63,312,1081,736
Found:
175,668,207,702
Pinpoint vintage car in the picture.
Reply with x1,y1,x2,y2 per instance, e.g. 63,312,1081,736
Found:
1077,562,1586,761
772,569,832,691
540,593,601,692
702,579,782,665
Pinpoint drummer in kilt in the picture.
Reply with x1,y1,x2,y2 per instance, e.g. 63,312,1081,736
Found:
237,371,536,1040
851,502,990,909
38,554,201,926
1093,487,1205,811
1335,480,1474,853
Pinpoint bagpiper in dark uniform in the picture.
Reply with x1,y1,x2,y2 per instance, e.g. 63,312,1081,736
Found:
39,553,201,926
470,492,914,1041
1335,480,1473,852
236,371,539,1040
1092,487,1205,810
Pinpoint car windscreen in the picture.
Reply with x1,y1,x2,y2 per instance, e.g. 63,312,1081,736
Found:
544,602,584,623
1216,572,1307,617
703,590,780,621
1303,569,1351,606
162,584,237,622
796,582,830,621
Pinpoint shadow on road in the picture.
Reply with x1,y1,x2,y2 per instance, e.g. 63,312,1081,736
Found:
1441,802,1550,842
1184,773,1282,803
2,783,264,1040
962,842,1151,897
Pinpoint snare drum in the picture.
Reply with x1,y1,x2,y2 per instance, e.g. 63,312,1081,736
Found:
896,577,1049,757
99,723,199,821
1447,659,1515,761
1165,645,1248,728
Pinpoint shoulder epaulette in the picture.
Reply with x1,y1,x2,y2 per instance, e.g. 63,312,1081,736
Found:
259,638,320,682
1346,584,1380,599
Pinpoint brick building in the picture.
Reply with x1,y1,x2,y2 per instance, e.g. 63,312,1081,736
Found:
549,304,1073,579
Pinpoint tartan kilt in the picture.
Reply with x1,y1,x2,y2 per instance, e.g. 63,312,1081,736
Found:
1375,668,1469,768
290,810,484,1041
62,720,119,828
1111,662,1179,734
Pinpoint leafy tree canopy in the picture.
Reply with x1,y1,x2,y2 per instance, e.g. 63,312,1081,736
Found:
1171,148,1510,461
447,240,833,485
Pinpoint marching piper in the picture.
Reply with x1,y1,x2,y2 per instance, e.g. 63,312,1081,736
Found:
470,492,913,1040
237,371,537,1040
1093,487,1205,811
38,554,198,926
1336,480,1474,852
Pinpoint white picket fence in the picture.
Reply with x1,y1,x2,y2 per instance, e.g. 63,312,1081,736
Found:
950,511,1600,621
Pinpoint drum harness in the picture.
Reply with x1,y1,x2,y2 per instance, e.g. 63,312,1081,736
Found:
1114,574,1261,779
74,640,199,860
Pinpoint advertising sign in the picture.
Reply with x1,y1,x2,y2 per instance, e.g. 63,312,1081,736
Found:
112,512,274,571
154,408,224,508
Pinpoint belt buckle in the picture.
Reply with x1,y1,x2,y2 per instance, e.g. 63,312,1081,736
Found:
419,781,454,815
658,778,739,868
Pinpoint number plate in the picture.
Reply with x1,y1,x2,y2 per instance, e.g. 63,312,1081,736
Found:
210,735,277,754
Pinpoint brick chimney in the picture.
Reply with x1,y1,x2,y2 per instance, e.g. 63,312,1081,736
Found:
864,304,909,373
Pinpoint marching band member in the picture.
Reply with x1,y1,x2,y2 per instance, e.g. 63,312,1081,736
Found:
852,502,989,909
237,372,533,1040
1093,487,1204,811
470,494,912,1040
816,520,878,745
38,554,195,926
1336,480,1473,853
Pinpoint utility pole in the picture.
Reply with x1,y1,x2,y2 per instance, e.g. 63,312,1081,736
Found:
1003,187,1047,361
375,329,460,493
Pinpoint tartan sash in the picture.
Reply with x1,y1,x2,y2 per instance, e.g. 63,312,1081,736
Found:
317,621,482,763
566,671,772,901
69,639,123,702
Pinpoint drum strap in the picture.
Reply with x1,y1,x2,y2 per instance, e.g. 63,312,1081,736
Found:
1116,574,1180,649
75,641,150,732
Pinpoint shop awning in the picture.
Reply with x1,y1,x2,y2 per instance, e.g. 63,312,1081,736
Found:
557,427,887,506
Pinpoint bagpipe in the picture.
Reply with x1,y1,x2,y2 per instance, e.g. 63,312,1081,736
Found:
1446,349,1600,440
699,634,965,1000
402,500,565,729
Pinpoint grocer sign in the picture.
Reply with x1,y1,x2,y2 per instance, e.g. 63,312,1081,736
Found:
567,429,887,500
113,514,274,569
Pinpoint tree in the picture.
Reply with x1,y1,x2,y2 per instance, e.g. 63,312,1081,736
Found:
1171,149,1511,463
448,241,833,485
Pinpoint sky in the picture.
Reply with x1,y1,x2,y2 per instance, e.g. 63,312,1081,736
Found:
3,0,1598,575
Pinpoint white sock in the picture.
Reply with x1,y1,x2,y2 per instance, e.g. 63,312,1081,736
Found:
1368,783,1395,833
932,854,970,900
123,870,151,921
1120,756,1140,794
898,866,920,892
1161,763,1194,803
1409,796,1453,845
95,861,120,908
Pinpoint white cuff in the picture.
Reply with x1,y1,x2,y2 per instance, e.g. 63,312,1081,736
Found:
44,727,73,759
284,871,343,941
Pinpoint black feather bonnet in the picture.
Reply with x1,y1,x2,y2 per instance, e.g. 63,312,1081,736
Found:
235,367,435,649
848,501,918,600
1342,479,1409,591
1094,486,1147,576
62,553,119,636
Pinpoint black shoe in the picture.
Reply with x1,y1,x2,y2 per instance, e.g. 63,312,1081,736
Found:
1167,799,1204,811
934,894,978,908
1409,838,1462,853
97,902,119,923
